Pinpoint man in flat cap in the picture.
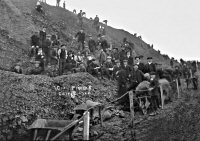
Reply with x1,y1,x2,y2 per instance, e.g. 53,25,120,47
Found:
113,60,122,80
122,59,132,83
131,64,145,85
102,56,114,79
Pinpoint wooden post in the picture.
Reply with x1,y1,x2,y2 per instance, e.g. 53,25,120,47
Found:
99,106,103,127
33,129,38,140
160,85,164,109
83,111,90,140
129,91,134,127
45,130,52,141
176,79,180,99
190,69,193,78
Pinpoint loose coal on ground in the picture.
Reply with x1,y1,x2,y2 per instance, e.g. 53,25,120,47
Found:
1,70,200,141
0,70,117,140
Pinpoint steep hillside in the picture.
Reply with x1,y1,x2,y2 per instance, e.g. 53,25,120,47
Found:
0,0,173,70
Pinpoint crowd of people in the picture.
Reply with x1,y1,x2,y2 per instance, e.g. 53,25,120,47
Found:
12,0,199,116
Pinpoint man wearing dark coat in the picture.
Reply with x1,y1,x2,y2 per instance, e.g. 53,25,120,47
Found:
131,64,145,85
111,47,119,63
119,48,127,66
113,60,122,80
88,36,96,53
29,61,44,75
66,52,76,72
135,56,145,73
100,36,109,51
75,29,85,50
102,56,114,79
99,49,107,66
43,34,52,66
58,45,66,75
39,27,46,48
116,69,129,106
31,32,40,47
87,58,100,77
126,51,134,67
145,57,156,74
30,32,39,58
122,59,132,82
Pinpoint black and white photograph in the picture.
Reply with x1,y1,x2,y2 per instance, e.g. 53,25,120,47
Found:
0,0,200,140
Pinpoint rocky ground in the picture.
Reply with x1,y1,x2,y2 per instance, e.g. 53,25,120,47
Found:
0,70,200,141
0,70,118,141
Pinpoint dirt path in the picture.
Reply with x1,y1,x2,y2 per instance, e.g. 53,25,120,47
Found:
93,86,200,141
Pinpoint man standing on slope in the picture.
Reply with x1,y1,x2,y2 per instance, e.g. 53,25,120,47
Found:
144,57,156,74
75,29,86,51
135,56,145,73
63,1,66,9
56,0,60,7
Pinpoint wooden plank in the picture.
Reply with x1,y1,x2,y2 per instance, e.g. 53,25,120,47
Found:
160,85,164,109
83,111,90,140
99,106,103,127
190,69,193,78
50,118,82,141
176,79,180,99
129,91,134,127
45,130,52,141
33,129,38,140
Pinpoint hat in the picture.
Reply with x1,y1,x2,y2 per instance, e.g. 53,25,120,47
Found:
47,34,51,37
147,57,153,60
35,61,40,64
16,62,21,66
123,59,128,62
144,73,150,78
91,58,96,61
150,72,156,75
135,56,140,59
115,60,120,63
107,56,112,59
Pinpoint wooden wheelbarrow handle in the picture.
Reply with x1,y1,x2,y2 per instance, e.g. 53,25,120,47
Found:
50,116,83,141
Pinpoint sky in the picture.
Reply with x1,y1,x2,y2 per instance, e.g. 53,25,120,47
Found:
46,0,200,61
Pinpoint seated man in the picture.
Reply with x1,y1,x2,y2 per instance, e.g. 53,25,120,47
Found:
29,61,44,75
74,51,83,65
13,63,22,74
87,58,101,78
65,52,76,73
82,46,90,57
102,56,114,79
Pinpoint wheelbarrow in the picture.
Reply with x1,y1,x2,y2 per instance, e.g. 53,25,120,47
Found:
28,118,83,141
28,100,102,141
